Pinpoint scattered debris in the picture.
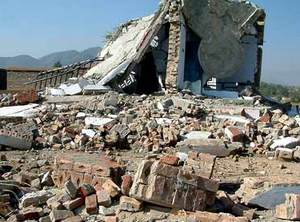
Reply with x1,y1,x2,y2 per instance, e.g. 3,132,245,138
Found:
1,0,300,222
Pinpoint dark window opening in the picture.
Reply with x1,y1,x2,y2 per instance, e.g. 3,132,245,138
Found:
0,69,7,90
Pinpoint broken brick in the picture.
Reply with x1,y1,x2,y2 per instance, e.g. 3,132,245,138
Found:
225,127,245,142
121,175,133,196
85,194,98,215
49,209,74,222
102,179,121,198
119,196,142,212
63,197,84,210
79,184,95,198
97,189,112,207
159,155,179,166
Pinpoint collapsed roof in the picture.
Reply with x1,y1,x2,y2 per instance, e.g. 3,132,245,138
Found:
87,0,266,96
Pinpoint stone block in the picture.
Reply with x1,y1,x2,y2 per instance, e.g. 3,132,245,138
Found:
102,179,121,198
64,180,78,199
99,206,116,216
119,196,142,212
63,197,84,210
276,193,300,220
271,137,300,150
50,210,74,222
20,190,55,208
130,159,218,211
186,152,216,179
275,148,295,161
96,190,112,207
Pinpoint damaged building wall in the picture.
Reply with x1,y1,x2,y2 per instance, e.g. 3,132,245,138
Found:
165,0,182,90
84,0,265,97
181,0,265,94
85,15,155,82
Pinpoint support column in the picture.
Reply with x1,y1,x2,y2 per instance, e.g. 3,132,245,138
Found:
165,0,182,90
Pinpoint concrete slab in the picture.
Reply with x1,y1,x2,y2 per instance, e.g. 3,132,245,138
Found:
85,117,115,127
177,139,242,157
0,104,40,118
46,96,97,104
62,84,83,96
182,131,212,140
270,137,300,150
248,186,300,210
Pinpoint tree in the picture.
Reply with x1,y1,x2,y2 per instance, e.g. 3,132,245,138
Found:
53,61,62,68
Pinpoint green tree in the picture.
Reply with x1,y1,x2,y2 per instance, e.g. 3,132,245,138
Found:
53,61,62,68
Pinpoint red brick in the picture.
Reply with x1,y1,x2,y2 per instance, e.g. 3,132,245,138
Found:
160,155,179,166
259,112,271,123
121,175,133,196
225,127,245,142
85,194,98,215
79,184,95,198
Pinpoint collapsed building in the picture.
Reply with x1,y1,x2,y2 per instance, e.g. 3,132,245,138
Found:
84,0,266,97
25,0,266,98
3,2,300,222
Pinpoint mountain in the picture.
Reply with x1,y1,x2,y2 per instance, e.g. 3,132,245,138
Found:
0,47,101,68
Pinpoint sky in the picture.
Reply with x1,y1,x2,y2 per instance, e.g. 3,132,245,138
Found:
0,0,299,85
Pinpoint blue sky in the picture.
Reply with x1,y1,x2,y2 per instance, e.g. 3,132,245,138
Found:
0,0,299,85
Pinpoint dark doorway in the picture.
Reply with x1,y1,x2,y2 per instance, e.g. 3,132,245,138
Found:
184,28,204,94
135,52,160,94
0,69,7,90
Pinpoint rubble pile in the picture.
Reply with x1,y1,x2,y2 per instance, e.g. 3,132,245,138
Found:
0,0,298,220
0,90,299,221
0,90,39,107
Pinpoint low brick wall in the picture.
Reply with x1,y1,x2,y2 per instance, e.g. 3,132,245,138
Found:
52,153,125,188
7,72,37,91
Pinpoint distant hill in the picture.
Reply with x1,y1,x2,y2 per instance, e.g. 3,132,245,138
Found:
0,47,101,68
